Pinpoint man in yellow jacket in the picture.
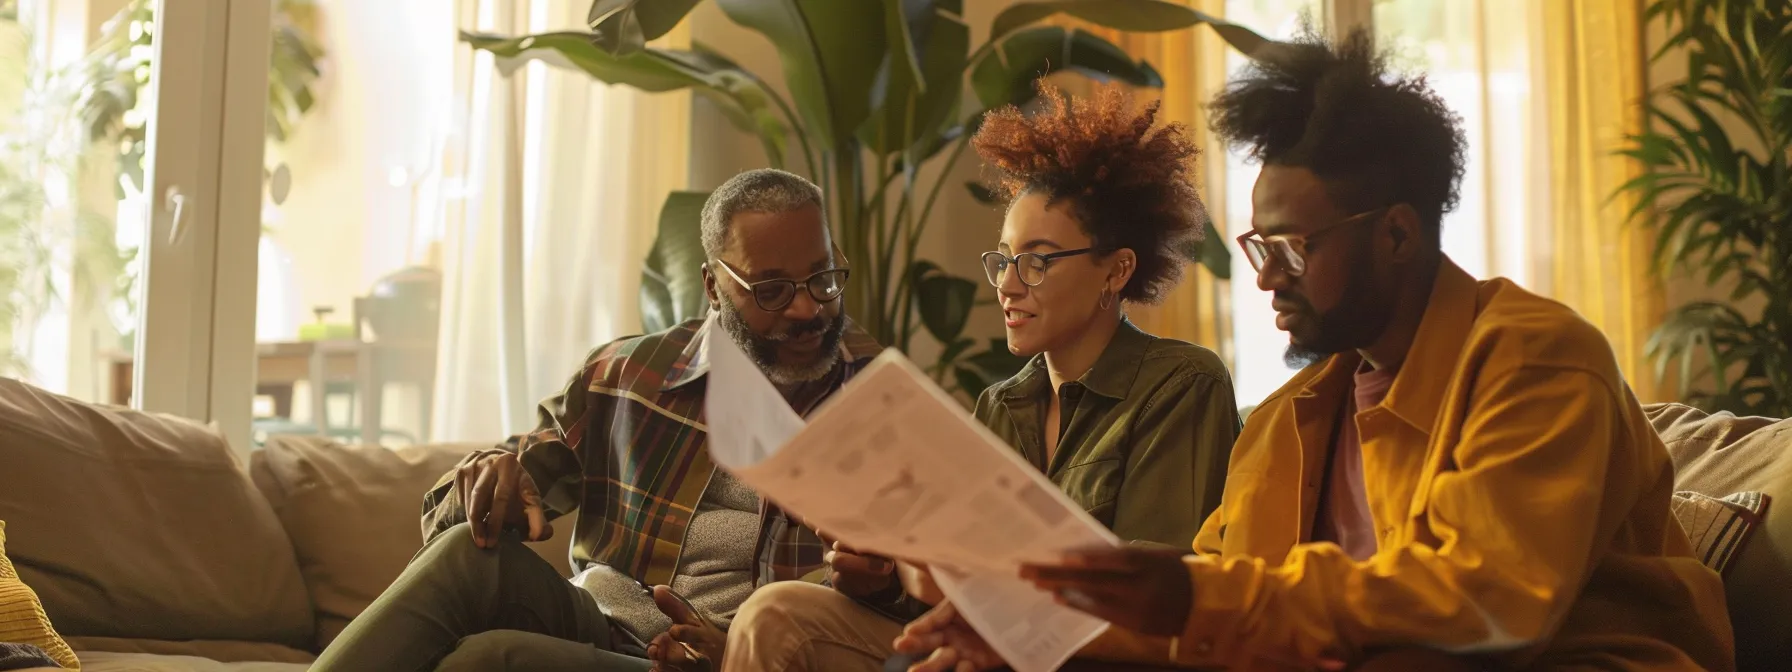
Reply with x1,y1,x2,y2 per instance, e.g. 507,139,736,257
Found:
894,27,1734,672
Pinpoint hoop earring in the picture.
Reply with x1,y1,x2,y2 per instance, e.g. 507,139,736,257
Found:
1098,288,1115,310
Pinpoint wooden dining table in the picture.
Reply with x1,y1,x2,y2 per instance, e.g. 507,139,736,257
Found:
107,339,365,435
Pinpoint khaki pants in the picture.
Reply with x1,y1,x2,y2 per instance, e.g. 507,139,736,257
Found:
724,581,906,672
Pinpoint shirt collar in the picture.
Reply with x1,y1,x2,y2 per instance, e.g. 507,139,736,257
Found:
1293,255,1481,432
661,314,880,392
1001,318,1154,401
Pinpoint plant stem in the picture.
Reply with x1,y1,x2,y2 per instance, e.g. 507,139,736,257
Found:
872,156,892,345
746,70,818,179
833,143,871,338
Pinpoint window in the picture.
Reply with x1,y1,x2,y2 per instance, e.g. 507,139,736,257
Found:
1,0,151,405
2,0,264,438
1223,0,1540,406
244,0,688,448
1222,0,1325,407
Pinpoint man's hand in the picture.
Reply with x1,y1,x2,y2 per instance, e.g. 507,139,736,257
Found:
456,451,552,549
646,585,720,672
892,601,1005,672
817,530,896,599
1019,546,1193,637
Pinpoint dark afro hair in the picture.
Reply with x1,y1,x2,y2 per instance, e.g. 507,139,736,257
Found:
1209,25,1466,240
971,80,1207,305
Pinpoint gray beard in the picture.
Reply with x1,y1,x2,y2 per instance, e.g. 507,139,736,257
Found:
716,299,841,386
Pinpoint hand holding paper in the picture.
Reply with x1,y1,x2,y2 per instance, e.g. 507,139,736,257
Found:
703,329,1122,672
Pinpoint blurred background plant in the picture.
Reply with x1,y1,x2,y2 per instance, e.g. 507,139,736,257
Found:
1621,0,1792,416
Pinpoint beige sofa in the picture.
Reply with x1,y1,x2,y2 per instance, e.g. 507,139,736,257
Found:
0,376,1788,670
0,378,573,671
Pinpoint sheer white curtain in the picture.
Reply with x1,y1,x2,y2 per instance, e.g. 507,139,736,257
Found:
432,0,690,442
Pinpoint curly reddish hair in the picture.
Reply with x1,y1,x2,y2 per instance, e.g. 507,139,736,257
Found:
971,80,1207,304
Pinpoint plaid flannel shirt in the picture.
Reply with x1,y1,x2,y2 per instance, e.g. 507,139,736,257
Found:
422,316,883,588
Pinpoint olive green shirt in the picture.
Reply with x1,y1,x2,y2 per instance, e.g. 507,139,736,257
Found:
973,319,1241,547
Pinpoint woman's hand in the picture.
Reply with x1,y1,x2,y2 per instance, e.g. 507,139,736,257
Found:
892,601,1005,672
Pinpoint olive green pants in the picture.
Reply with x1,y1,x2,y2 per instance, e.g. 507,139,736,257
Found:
310,523,653,672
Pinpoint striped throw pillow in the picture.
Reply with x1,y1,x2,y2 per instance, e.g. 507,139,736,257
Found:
1671,490,1769,575
0,520,79,670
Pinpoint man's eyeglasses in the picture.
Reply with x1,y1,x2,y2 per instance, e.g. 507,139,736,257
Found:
979,248,1093,288
1235,206,1392,277
711,258,850,312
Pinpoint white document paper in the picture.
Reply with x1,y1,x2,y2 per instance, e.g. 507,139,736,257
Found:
704,328,1120,672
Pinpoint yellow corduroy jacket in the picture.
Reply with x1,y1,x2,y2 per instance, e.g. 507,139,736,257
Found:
1083,258,1734,671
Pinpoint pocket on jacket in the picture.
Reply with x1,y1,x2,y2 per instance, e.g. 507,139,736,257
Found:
1054,458,1124,525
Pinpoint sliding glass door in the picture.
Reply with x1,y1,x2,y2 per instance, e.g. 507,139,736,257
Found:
2,0,268,451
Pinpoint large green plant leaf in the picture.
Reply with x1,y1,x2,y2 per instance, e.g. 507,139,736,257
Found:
587,0,702,55
641,191,712,334
1180,217,1233,280
953,338,1032,397
912,266,978,344
715,0,886,146
461,31,789,167
860,4,970,157
970,26,1162,110
988,0,1285,62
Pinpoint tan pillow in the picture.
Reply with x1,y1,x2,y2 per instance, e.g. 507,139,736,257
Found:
1670,490,1768,576
0,379,313,648
250,436,575,649
1645,402,1792,671
0,521,79,670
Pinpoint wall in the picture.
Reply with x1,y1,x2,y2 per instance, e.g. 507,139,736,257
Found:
687,0,1019,361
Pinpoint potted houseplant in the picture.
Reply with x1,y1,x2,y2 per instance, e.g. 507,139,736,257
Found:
466,0,1284,396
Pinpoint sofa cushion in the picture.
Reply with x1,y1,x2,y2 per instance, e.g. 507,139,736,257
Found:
249,436,575,649
68,651,308,672
1645,402,1792,670
0,521,80,670
0,379,313,648
63,638,314,664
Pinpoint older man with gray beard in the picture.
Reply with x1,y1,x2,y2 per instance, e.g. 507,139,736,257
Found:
311,168,881,672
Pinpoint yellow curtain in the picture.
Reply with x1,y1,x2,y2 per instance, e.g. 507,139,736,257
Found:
1062,0,1234,360
1539,0,1665,401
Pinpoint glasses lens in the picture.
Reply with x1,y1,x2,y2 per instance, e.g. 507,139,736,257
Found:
980,252,1008,287
808,270,847,302
1270,239,1306,276
1016,254,1048,286
754,282,796,311
1242,239,1269,272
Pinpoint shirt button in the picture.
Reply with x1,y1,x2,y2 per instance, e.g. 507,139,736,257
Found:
1195,639,1213,655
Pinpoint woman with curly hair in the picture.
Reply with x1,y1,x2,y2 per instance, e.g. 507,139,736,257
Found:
719,79,1241,672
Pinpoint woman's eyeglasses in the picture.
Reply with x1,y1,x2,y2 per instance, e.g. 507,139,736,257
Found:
711,258,850,312
1235,206,1392,277
979,248,1093,288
